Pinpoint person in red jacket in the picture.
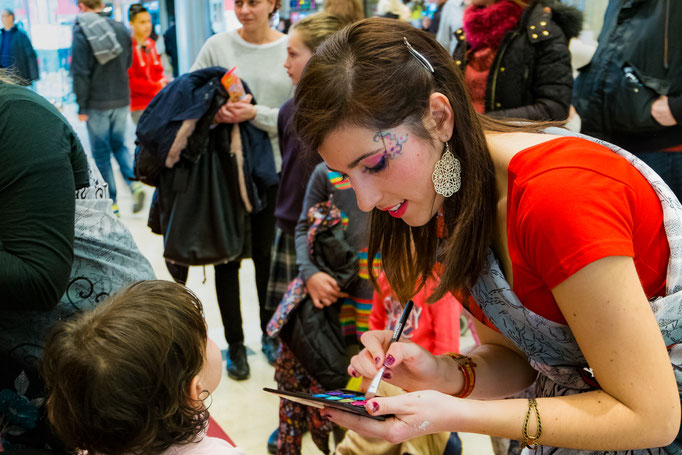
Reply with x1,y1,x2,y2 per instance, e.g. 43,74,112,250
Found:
370,271,461,356
128,3,167,124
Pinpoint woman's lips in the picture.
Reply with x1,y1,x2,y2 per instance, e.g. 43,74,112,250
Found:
387,200,408,218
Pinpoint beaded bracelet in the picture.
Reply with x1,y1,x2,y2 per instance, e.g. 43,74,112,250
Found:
441,352,477,398
520,398,542,449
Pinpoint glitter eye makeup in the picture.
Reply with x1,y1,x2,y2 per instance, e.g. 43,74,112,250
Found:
362,154,387,174
373,131,409,159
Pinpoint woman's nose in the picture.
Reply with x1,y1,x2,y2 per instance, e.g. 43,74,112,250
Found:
352,178,382,212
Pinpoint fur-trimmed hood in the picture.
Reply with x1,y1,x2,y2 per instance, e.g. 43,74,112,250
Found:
541,0,583,40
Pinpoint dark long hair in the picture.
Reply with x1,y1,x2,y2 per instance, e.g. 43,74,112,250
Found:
294,18,549,302
42,281,210,455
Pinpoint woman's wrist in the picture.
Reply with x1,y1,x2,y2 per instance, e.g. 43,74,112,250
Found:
433,353,466,396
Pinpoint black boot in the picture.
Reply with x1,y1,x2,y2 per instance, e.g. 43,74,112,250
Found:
226,343,250,380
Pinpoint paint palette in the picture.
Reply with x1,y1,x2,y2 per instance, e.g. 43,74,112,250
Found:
263,388,392,421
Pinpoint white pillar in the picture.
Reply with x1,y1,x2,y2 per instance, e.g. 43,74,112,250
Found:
175,0,212,75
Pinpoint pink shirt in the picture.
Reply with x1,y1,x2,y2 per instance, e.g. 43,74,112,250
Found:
157,435,245,455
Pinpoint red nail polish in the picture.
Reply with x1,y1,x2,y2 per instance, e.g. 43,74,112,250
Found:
352,370,361,378
384,355,395,366
371,401,379,412
375,356,381,366
382,370,392,380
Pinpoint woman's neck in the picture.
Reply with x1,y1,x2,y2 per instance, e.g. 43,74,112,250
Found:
238,26,278,45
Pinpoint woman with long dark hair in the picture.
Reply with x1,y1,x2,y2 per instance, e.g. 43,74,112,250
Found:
292,18,682,454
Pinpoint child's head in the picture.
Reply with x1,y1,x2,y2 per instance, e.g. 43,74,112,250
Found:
284,13,345,85
129,3,153,39
42,280,222,455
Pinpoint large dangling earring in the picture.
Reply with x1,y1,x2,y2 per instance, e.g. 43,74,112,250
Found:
432,142,461,197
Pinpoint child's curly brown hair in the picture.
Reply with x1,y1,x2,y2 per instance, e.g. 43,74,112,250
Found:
42,280,210,455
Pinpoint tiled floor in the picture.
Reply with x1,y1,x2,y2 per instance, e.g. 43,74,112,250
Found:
65,103,495,455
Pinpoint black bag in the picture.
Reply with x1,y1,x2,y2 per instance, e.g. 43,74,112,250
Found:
279,208,360,389
161,93,247,266
280,297,349,390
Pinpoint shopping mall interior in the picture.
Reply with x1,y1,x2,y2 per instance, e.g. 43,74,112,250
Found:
0,0,627,454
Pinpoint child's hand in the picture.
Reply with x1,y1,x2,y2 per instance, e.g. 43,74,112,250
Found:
306,272,349,308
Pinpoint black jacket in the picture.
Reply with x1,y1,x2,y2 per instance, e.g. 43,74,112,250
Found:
138,67,278,265
274,199,359,390
573,0,682,153
71,13,132,114
0,26,38,83
136,67,278,206
453,1,581,121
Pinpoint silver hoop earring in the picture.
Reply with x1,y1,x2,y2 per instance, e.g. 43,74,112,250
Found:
432,142,461,197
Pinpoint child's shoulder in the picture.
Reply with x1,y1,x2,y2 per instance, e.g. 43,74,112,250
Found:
161,436,245,455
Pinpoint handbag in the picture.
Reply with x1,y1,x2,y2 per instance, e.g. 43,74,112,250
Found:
161,93,247,266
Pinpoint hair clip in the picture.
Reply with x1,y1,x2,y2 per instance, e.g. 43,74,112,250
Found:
403,37,434,74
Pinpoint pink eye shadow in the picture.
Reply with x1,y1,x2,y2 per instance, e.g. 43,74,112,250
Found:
362,153,384,168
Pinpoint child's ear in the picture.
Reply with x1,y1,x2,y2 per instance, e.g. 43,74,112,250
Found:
188,374,203,402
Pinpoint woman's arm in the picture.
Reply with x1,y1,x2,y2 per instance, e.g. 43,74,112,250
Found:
335,256,680,450
294,165,331,281
0,100,80,310
294,164,348,307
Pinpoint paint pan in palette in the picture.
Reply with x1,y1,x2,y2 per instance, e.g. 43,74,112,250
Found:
263,388,391,421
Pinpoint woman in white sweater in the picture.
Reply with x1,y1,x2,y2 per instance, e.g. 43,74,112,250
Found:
190,0,293,381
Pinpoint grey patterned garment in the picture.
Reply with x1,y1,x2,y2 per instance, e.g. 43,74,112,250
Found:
0,160,155,371
469,128,682,455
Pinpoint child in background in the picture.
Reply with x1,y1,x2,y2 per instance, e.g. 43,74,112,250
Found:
335,272,463,454
265,12,346,334
42,280,244,455
263,14,350,454
370,271,461,355
128,3,167,125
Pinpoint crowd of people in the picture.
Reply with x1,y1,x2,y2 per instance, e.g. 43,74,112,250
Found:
1,0,681,455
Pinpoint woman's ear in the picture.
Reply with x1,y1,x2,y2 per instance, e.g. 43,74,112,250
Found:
428,92,455,143
188,374,203,403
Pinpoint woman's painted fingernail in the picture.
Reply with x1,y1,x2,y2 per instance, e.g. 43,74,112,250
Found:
371,401,380,412
382,370,392,380
384,355,395,366
375,356,381,366
351,369,361,378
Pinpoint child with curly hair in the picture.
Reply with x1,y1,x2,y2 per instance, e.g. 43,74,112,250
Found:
42,280,244,455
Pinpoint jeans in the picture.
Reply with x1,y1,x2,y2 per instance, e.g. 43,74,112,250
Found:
86,107,135,203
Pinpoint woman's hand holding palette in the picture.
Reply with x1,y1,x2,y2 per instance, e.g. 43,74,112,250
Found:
263,388,392,421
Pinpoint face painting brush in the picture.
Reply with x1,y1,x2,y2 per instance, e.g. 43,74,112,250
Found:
365,299,414,398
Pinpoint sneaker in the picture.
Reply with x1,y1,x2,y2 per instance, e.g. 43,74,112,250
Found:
226,343,250,380
131,182,146,214
267,428,278,454
261,334,280,366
